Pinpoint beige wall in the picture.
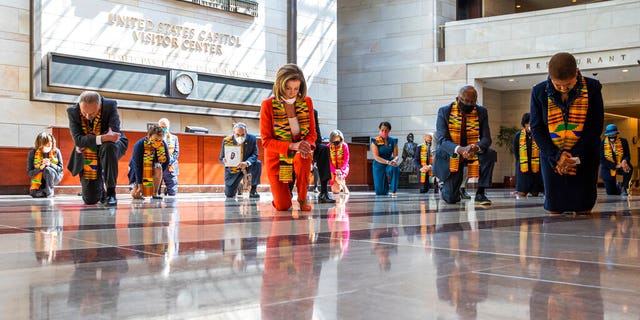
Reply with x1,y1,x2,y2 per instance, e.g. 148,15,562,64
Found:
0,0,337,147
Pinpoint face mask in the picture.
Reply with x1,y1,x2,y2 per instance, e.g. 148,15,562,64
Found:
235,136,245,144
283,97,297,105
162,127,169,134
379,131,389,138
459,102,474,113
42,147,52,153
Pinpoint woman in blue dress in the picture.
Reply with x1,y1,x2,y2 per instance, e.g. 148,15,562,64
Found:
371,121,400,196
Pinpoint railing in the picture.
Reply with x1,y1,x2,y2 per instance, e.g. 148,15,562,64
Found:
179,0,259,17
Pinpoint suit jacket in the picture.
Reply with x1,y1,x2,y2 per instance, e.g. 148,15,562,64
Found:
128,138,169,184
530,75,603,167
66,97,128,176
219,133,260,173
27,148,64,178
432,103,492,181
599,137,632,179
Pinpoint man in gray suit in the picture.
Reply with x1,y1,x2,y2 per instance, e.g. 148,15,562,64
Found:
219,122,262,198
432,85,496,205
67,91,128,206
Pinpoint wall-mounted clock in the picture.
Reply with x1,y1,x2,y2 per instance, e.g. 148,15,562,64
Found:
175,73,195,95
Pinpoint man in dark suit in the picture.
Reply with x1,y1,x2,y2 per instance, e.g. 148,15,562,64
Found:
433,85,496,205
313,109,336,204
219,122,262,198
67,91,128,206
600,123,633,195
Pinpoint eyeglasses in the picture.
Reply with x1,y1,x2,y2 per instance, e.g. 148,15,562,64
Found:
331,141,341,145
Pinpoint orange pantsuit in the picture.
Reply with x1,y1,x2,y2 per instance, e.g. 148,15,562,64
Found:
260,96,317,211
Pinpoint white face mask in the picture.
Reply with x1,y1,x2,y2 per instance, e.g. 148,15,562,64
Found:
283,97,296,105
42,147,52,153
235,136,245,144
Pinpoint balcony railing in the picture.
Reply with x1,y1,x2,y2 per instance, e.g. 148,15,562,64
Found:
179,0,259,17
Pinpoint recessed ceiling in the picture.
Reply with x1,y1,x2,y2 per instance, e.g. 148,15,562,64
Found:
514,0,607,13
480,66,640,91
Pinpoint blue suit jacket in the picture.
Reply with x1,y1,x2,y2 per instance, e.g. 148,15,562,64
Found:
128,138,169,184
219,133,259,172
432,103,492,181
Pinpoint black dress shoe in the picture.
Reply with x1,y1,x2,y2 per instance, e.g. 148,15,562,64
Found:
105,196,117,206
460,188,471,199
318,192,336,203
474,193,492,205
249,191,260,198
152,195,163,200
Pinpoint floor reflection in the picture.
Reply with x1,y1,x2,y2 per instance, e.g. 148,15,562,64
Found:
2,190,640,319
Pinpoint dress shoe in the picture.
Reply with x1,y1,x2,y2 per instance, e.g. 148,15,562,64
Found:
152,195,163,200
474,193,491,205
460,188,471,199
318,192,336,203
249,191,260,198
105,196,117,206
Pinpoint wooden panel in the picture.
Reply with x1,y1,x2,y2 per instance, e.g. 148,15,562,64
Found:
176,134,200,185
345,143,369,185
0,147,30,185
202,136,224,184
2,127,374,192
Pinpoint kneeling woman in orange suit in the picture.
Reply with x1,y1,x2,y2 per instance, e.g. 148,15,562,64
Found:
260,64,317,211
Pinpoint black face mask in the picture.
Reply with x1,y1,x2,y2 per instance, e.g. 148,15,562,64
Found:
332,141,341,146
459,102,475,113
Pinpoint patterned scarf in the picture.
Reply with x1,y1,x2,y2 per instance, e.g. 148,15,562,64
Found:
329,142,345,180
142,138,167,197
30,149,59,191
166,133,177,173
448,102,479,178
547,75,589,150
603,136,624,177
223,135,242,174
271,98,311,182
419,142,433,183
519,129,540,173
81,112,101,180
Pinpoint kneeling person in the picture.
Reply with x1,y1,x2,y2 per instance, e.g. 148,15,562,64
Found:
219,122,262,198
129,125,169,199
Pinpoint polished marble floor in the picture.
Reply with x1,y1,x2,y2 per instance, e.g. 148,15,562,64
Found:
0,188,639,319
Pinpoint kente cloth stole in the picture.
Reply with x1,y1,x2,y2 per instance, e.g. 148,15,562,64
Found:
81,112,102,180
448,102,480,178
547,75,589,150
30,149,59,190
142,138,167,197
419,143,433,183
223,136,242,174
271,98,311,182
166,134,177,172
519,130,540,173
329,143,345,180
603,136,623,176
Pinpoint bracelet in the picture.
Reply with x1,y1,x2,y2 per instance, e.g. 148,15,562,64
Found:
386,160,390,164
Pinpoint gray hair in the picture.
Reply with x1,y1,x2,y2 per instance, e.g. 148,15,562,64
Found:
78,91,101,105
329,129,344,142
233,122,248,132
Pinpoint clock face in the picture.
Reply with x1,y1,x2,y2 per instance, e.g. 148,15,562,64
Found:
175,73,194,95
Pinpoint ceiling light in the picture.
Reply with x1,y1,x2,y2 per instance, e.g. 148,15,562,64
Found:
508,78,515,82
516,4,522,8
622,69,629,72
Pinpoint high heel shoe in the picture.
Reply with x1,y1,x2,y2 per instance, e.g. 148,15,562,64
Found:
298,201,312,211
